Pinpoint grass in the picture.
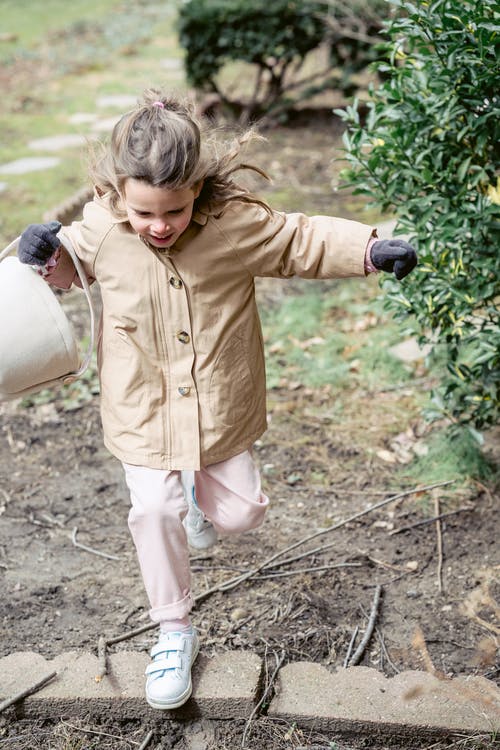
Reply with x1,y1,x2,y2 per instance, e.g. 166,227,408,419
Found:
260,275,496,489
261,279,415,392
0,0,123,62
401,428,499,488
0,0,182,244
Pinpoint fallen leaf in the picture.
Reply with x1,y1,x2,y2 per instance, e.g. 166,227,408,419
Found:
270,401,297,413
372,520,394,530
394,448,413,464
376,449,397,463
268,341,285,354
354,313,378,331
289,335,325,350
412,441,429,457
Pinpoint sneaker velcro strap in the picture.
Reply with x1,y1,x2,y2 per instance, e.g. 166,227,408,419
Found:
151,635,188,658
145,652,183,675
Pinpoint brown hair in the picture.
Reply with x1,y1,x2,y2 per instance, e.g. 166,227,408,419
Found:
89,88,271,218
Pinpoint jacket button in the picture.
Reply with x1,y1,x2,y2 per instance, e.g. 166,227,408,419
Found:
170,276,182,289
178,386,191,396
177,330,190,344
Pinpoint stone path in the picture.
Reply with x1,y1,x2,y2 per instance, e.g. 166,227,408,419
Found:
0,89,161,180
0,156,61,175
1,650,499,742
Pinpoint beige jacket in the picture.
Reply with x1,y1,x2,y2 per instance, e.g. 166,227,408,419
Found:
53,195,374,469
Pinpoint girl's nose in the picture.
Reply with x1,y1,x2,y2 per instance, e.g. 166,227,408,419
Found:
152,218,170,234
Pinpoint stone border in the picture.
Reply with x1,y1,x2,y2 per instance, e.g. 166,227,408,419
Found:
0,650,263,722
1,650,499,741
268,661,500,740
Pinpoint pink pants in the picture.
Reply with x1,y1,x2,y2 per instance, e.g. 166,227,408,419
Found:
123,451,269,623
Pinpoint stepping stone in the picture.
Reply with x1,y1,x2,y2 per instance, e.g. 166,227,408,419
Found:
0,649,263,721
68,113,99,125
91,117,121,132
160,57,183,70
0,157,60,175
28,134,88,152
96,95,137,109
269,662,500,739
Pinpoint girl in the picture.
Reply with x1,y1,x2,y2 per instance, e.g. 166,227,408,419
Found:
18,88,417,710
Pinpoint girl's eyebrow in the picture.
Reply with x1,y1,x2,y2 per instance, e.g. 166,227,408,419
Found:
130,204,187,213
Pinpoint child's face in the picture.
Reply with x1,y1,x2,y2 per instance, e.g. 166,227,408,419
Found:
123,178,201,249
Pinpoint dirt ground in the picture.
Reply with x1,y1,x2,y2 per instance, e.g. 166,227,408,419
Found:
1,4,498,747
0,272,499,750
1,48,499,749
1,141,499,748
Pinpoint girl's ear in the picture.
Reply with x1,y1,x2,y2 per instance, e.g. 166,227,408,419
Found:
193,180,204,199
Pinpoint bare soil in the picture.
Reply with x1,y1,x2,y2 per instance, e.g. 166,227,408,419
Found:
0,271,498,750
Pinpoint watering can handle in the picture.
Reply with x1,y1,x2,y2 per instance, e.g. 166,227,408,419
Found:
0,233,95,381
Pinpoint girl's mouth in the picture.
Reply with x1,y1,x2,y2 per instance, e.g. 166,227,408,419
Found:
150,233,175,247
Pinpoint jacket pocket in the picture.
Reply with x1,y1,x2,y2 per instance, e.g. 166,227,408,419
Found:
99,332,152,432
209,335,255,427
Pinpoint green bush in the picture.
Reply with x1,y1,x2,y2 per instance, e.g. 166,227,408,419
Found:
323,0,391,98
177,0,389,122
178,0,327,121
338,0,500,433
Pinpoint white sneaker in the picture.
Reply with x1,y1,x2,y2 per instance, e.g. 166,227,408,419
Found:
145,628,200,710
181,471,218,550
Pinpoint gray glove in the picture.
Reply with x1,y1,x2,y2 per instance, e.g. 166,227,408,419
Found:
18,221,62,266
371,239,417,280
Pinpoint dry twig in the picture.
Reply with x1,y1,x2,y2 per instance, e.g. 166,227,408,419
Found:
241,649,286,749
347,585,383,667
259,480,456,572
71,526,120,561
365,555,410,572
255,561,362,580
315,488,391,495
0,487,11,505
473,479,494,506
434,495,444,594
389,505,473,535
376,627,400,674
343,626,359,668
411,626,442,677
58,720,146,746
95,636,107,683
137,729,154,750
0,671,57,714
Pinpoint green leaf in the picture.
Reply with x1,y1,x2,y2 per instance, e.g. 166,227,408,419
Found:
338,0,500,429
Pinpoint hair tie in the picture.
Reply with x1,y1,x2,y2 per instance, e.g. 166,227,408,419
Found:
153,101,165,108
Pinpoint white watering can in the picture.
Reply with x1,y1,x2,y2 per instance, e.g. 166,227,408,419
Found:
0,232,95,401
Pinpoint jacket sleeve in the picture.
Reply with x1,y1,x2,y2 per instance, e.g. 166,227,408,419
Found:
45,198,116,290
220,201,375,279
